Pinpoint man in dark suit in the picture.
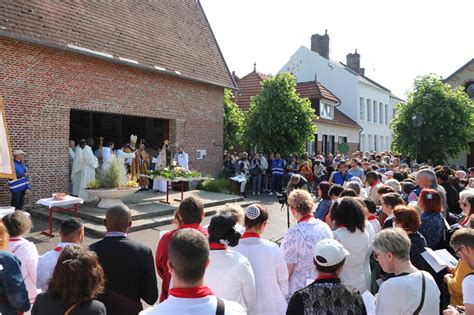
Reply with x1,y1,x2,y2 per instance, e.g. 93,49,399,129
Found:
90,205,158,315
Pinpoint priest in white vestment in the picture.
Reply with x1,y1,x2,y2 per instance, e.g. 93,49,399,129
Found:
173,145,189,170
152,155,167,192
71,144,83,196
79,140,99,202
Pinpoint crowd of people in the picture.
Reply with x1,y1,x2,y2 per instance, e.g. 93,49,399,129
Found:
2,150,474,314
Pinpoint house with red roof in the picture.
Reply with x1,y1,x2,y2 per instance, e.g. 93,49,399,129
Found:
234,65,361,156
0,1,235,205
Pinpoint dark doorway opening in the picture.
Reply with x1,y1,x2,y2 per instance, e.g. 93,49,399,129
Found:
69,109,169,150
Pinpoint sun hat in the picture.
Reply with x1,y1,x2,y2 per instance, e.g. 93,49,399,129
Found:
13,150,26,156
314,239,350,267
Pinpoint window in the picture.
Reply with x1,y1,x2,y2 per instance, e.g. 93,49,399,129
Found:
322,135,328,156
338,136,347,144
380,136,384,150
320,102,333,119
367,99,371,122
360,97,365,121
368,134,373,151
361,134,366,151
385,104,389,124
379,103,383,124
373,100,378,123
374,135,378,151
386,136,390,149
329,135,335,154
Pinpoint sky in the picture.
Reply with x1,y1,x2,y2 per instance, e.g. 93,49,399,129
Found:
200,0,473,98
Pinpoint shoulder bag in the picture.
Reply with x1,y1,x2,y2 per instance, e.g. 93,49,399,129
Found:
413,272,426,315
216,297,225,315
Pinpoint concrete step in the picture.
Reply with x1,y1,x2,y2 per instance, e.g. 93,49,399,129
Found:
30,199,255,237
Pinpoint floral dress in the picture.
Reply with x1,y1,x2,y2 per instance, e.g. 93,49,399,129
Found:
280,218,333,297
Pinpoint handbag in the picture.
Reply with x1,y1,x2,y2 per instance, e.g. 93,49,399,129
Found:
413,272,426,315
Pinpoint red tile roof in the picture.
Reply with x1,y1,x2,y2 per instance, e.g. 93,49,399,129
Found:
0,0,235,88
296,81,340,104
234,70,270,111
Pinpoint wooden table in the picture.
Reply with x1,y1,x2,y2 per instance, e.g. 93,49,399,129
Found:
36,196,84,237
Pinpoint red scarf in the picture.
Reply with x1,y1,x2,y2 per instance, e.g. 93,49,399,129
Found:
209,242,226,250
241,232,260,239
169,286,214,298
9,238,22,242
298,214,313,223
54,247,63,252
367,214,377,221
316,274,338,281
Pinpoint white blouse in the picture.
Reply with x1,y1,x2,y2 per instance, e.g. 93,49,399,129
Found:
333,226,371,293
280,218,333,297
204,249,256,311
9,237,39,312
234,237,288,315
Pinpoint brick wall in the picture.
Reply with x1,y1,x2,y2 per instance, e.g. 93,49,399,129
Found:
0,38,224,207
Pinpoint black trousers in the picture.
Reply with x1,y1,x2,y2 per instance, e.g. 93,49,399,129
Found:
10,189,26,210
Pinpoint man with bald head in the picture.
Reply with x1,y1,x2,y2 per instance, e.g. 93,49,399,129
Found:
90,205,158,315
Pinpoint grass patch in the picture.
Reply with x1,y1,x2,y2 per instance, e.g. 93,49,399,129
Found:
196,177,229,193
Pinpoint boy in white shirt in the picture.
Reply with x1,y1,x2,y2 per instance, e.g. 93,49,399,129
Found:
140,228,245,315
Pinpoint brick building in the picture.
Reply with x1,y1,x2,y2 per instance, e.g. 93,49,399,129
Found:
0,1,235,206
234,66,361,156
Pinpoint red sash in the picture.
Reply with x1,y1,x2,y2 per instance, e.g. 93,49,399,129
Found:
169,286,214,298
367,214,377,221
209,242,226,250
241,232,260,239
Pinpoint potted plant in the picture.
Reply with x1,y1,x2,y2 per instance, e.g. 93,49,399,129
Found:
87,156,139,209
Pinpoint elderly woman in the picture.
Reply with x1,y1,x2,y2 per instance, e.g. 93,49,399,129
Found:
418,189,446,249
32,245,106,314
281,189,333,297
331,197,371,293
373,228,440,314
0,222,30,315
2,211,38,314
393,205,427,270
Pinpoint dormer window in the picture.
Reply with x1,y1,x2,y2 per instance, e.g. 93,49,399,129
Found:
320,102,334,119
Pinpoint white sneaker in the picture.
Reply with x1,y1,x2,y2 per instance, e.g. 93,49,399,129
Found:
269,192,273,196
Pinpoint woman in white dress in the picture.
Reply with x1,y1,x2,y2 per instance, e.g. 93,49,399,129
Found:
234,204,288,315
3,211,38,315
330,196,371,293
204,213,257,311
280,189,333,298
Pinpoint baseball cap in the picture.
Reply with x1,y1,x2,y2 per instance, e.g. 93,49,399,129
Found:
314,239,350,267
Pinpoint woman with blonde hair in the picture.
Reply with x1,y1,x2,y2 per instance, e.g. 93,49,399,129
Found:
280,189,333,297
2,210,38,312
0,221,30,315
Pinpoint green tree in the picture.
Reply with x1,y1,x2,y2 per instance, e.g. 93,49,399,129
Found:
223,89,245,150
245,73,317,155
390,74,474,163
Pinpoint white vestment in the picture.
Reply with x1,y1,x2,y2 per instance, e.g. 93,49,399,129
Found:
71,146,83,196
174,152,189,170
79,145,98,202
116,149,135,167
101,147,113,170
152,156,167,192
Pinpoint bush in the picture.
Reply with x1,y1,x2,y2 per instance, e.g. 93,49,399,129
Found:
196,178,228,193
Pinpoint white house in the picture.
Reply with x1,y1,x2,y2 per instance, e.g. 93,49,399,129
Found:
279,31,400,153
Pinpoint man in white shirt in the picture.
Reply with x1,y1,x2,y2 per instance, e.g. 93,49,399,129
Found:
174,145,189,171
444,229,474,315
36,218,84,291
140,228,245,315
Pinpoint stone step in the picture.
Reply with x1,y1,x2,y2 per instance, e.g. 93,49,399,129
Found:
30,199,255,237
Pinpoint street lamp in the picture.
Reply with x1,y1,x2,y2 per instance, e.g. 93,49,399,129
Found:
412,114,423,163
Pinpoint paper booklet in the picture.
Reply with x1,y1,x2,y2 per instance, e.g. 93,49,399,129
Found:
361,291,376,315
421,247,458,273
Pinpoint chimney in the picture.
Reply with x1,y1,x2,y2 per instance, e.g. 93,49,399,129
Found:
346,49,361,74
311,30,330,59
359,68,365,76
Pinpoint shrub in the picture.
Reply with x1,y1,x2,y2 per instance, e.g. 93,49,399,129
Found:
196,178,228,193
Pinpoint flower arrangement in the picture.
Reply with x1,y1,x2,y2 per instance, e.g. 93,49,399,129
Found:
88,156,139,189
148,161,202,180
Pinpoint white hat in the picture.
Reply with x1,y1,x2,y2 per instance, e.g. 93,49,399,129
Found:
314,239,350,267
13,149,26,156
385,171,394,176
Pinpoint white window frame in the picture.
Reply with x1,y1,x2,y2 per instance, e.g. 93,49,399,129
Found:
360,97,365,121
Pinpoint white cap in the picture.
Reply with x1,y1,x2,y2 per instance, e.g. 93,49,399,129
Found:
314,239,350,267
13,149,26,156
385,171,394,176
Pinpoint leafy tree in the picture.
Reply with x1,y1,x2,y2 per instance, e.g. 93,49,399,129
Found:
390,74,474,163
223,89,245,150
245,73,317,155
